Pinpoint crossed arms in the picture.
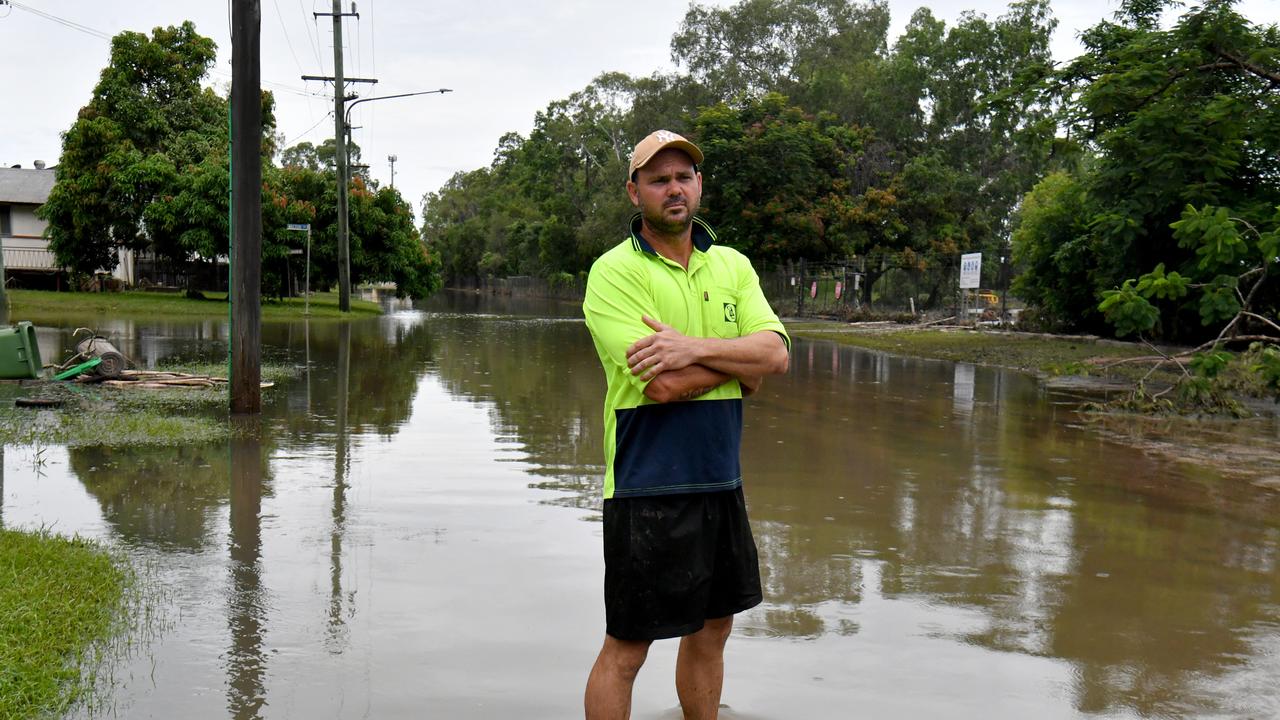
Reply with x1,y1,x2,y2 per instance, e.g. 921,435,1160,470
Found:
627,315,790,403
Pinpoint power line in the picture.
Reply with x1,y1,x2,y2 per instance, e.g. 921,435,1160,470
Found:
8,1,327,100
271,0,306,77
283,111,334,146
209,68,330,99
6,1,110,39
299,0,324,71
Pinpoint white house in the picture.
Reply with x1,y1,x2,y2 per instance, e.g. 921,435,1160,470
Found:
0,164,134,286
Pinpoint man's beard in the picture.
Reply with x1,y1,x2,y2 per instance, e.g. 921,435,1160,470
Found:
642,195,699,236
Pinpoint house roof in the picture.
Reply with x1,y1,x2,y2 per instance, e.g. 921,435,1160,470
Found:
0,167,56,205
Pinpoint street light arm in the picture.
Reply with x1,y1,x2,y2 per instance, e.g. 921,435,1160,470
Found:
344,88,453,124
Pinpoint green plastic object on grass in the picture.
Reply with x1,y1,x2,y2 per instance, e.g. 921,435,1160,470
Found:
0,322,42,379
53,357,102,381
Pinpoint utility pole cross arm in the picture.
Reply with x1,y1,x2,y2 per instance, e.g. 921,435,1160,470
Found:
301,75,378,84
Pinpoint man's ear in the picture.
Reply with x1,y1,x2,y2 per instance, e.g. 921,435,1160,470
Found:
626,180,640,207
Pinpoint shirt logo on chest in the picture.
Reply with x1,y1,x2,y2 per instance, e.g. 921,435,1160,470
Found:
723,303,737,323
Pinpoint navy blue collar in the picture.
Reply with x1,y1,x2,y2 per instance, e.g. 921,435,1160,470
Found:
628,213,717,255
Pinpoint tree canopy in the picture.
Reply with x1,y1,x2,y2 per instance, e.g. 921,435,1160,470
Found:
422,0,1059,302
40,22,439,299
1012,0,1279,341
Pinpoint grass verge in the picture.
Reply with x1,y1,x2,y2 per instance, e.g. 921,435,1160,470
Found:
9,289,382,320
790,321,1280,417
787,321,1180,385
0,530,131,718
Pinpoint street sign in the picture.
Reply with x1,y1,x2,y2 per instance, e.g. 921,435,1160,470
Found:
960,252,982,289
286,223,311,231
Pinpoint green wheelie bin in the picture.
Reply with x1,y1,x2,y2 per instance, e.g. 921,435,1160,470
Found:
0,322,42,379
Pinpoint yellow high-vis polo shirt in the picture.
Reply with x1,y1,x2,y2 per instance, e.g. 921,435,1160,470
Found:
583,214,789,500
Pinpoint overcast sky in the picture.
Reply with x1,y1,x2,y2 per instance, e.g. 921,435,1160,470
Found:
2,0,1276,219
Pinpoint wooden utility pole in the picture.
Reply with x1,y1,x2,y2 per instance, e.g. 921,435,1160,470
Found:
331,0,350,313
305,3,375,313
230,0,262,414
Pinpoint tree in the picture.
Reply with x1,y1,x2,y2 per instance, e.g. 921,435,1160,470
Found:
277,152,439,299
1010,171,1095,327
421,166,528,284
348,179,440,298
694,93,868,264
422,0,1058,298
671,0,884,100
1015,0,1280,339
1093,204,1280,411
39,20,438,299
40,22,227,275
280,137,362,173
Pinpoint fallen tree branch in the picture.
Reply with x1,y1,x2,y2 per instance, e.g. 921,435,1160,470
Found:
1188,334,1280,354
1240,312,1280,336
1090,355,1190,367
915,316,956,327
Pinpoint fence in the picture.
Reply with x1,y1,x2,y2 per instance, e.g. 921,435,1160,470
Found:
461,254,1019,323
133,254,229,292
760,256,1018,322
760,260,923,318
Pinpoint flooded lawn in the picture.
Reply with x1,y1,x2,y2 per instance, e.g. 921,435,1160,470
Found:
5,293,1280,719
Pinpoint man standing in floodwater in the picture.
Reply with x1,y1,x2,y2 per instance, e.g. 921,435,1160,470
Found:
582,130,791,719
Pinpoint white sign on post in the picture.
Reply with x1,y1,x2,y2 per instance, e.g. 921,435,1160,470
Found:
959,252,982,289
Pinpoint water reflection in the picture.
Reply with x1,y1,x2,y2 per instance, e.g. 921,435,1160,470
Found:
272,318,435,439
328,322,351,651
70,445,234,549
422,295,602,513
33,319,229,371
9,296,1280,718
418,300,1280,716
228,429,267,720
953,362,975,417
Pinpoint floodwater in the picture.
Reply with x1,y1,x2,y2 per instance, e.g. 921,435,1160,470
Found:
5,292,1280,719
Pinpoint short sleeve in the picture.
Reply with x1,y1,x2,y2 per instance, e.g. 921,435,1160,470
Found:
734,256,790,351
583,257,658,391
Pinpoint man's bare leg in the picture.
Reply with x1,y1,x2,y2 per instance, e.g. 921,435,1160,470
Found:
675,616,733,720
585,635,652,720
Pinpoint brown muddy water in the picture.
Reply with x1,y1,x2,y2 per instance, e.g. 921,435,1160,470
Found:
5,292,1280,719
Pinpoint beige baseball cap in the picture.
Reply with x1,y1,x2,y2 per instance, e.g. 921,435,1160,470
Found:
628,130,704,176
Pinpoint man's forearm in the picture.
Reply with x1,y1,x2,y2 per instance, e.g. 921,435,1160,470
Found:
690,331,789,379
627,317,790,383
644,364,730,403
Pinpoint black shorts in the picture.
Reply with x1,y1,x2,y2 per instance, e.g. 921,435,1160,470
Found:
602,486,762,641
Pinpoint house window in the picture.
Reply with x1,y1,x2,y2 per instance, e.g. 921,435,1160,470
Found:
0,206,10,236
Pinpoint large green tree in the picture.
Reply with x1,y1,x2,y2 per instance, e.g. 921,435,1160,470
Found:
41,21,438,299
277,155,439,298
1013,0,1280,339
694,93,867,263
40,22,227,275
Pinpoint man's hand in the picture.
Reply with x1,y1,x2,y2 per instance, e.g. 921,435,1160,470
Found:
627,315,704,382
